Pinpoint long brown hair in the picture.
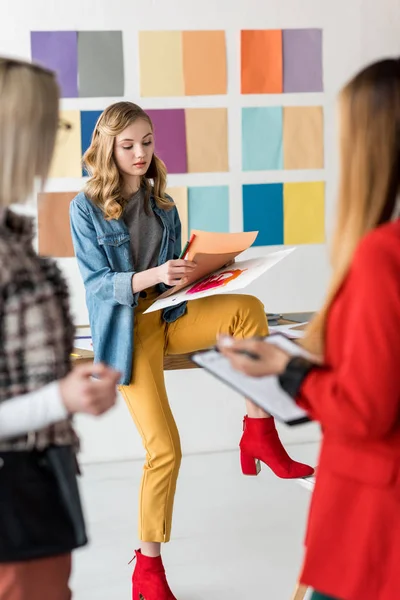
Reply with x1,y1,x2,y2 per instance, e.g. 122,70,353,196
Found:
83,101,171,220
304,58,400,356
0,57,59,208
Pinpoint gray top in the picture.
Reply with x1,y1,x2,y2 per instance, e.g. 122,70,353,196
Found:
122,187,163,272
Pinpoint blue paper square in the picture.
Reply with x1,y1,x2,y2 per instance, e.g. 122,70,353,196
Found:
242,107,283,171
242,184,283,245
80,110,102,176
188,186,229,233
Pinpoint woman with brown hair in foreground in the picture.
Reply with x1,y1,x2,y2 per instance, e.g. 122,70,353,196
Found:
220,57,400,600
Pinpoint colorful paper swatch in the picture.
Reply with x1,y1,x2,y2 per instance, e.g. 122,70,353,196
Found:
185,108,228,173
38,191,77,257
284,182,325,244
243,184,284,245
77,31,124,97
49,110,82,179
139,30,227,97
31,30,123,98
243,182,325,246
146,109,187,174
31,31,78,97
283,29,323,93
27,106,232,179
242,107,283,171
182,31,227,95
283,106,324,169
241,30,283,94
167,186,189,244
188,186,229,233
80,111,103,176
139,31,184,97
240,28,323,94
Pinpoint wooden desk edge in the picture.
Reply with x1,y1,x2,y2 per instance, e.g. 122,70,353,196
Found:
72,315,310,371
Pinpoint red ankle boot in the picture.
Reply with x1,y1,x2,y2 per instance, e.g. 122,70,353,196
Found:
240,416,314,479
132,550,177,600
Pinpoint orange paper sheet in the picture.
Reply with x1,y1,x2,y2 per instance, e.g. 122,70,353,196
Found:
241,30,283,94
186,230,257,259
182,31,227,95
161,230,258,298
185,108,229,173
162,250,239,297
38,191,77,257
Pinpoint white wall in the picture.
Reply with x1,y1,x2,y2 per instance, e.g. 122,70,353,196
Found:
1,0,399,463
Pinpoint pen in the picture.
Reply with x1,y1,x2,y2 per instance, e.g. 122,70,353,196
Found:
215,342,260,361
233,349,260,360
179,233,196,259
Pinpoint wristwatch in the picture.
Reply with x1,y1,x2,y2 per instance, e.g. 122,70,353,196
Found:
278,356,314,398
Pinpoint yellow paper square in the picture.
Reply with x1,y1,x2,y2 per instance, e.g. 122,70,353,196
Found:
283,106,324,170
166,186,188,245
49,110,82,178
284,182,325,245
139,31,184,97
185,108,229,173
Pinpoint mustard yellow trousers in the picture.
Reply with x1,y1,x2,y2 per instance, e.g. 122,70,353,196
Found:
119,290,268,543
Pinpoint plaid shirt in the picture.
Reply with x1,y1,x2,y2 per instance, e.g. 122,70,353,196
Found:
0,210,78,451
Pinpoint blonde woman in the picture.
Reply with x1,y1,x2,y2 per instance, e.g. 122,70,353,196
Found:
220,58,400,600
69,101,314,599
0,57,119,600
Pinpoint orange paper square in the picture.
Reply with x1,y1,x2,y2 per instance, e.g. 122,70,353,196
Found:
182,30,227,95
241,30,283,94
38,192,77,257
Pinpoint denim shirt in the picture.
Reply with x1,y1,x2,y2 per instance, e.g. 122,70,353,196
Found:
69,191,187,384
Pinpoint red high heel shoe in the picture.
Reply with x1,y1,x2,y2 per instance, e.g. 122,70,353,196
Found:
132,550,177,600
240,416,314,479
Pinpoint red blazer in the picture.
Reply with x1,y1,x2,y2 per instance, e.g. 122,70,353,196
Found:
297,219,400,600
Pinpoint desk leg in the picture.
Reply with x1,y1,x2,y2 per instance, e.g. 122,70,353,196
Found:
291,583,308,600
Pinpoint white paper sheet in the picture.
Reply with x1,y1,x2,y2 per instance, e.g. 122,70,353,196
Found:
73,338,93,351
269,323,308,339
144,249,295,314
74,326,92,351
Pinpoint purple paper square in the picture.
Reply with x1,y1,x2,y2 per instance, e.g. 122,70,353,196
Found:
283,29,323,93
145,109,187,174
31,31,78,98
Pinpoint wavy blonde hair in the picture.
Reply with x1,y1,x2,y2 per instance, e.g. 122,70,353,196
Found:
303,58,400,356
0,57,59,208
84,102,171,220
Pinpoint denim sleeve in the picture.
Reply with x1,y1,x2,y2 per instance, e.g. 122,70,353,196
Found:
69,198,138,308
173,206,182,259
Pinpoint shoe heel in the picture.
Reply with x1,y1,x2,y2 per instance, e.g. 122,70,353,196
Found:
240,450,261,476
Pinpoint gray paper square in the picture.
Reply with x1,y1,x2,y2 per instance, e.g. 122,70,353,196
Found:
78,31,124,97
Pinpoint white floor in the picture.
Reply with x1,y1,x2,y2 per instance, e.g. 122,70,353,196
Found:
71,442,319,600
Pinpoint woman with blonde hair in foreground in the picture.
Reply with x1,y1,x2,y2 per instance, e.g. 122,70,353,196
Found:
0,57,119,600
220,57,400,600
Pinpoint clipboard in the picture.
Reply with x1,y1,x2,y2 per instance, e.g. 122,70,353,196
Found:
191,333,312,426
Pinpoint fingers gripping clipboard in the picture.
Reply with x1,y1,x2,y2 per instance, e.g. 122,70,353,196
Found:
191,334,312,426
